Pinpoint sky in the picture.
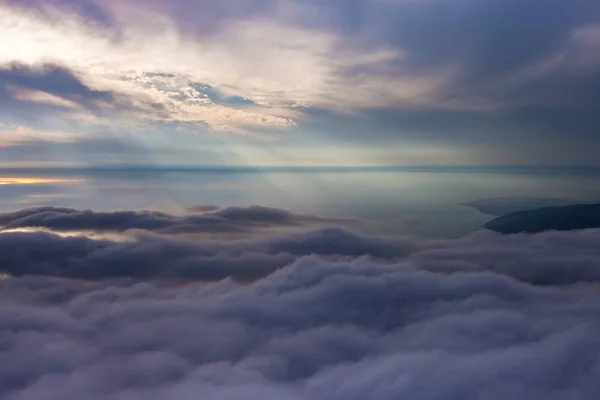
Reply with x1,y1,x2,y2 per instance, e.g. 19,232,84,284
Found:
5,2,600,398
2,0,600,167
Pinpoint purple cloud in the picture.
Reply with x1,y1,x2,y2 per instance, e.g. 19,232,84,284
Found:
2,224,600,398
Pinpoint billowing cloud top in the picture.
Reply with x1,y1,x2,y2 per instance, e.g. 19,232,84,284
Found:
0,205,356,235
2,0,600,166
2,202,600,398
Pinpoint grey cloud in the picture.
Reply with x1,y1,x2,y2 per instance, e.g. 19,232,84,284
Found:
296,0,600,165
0,206,356,235
186,205,221,213
0,230,275,281
19,0,600,112
211,206,355,226
3,0,113,26
0,64,115,111
0,226,415,282
359,0,600,107
0,220,402,283
196,0,600,110
3,211,600,287
412,228,600,286
2,227,600,398
3,1,600,166
0,64,166,126
304,105,600,165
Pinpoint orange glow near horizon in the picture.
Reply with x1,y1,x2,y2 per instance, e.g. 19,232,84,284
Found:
0,177,82,185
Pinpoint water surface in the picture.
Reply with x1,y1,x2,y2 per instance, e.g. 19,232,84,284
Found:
1,167,599,238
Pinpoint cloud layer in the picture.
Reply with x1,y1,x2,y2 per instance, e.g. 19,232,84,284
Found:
0,205,356,236
2,0,600,165
2,217,600,399
0,1,439,132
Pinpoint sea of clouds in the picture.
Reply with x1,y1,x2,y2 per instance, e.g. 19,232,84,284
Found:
2,205,600,399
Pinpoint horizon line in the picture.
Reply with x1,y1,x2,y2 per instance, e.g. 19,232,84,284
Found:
1,164,600,174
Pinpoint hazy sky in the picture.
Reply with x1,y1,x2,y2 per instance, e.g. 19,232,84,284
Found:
2,0,600,167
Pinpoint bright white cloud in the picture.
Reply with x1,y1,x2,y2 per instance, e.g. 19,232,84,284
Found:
0,1,451,133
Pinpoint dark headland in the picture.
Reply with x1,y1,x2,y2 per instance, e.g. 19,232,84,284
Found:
483,203,600,234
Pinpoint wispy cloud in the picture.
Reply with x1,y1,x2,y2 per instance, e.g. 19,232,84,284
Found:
0,124,76,146
2,0,600,165
10,87,82,109
0,1,453,133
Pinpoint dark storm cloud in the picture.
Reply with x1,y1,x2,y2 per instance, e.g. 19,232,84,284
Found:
2,227,600,398
0,206,356,235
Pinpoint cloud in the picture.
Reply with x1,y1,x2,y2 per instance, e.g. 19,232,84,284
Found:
0,5,299,132
361,0,600,108
0,0,453,133
2,223,600,398
10,87,83,110
0,206,357,235
0,64,117,124
3,0,600,166
3,206,600,287
185,205,221,213
0,226,415,281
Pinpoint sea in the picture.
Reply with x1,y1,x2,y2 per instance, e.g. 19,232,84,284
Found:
1,165,599,238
